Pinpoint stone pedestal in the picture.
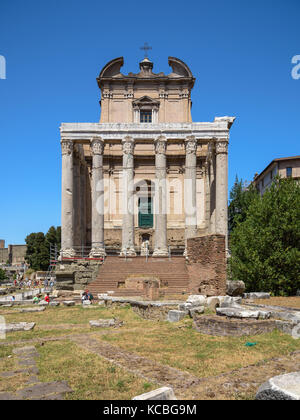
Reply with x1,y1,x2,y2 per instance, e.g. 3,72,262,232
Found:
184,136,197,254
120,137,136,256
89,138,106,258
61,139,75,258
153,136,168,257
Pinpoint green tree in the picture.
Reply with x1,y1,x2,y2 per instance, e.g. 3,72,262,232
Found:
25,226,61,271
229,177,300,296
45,226,61,253
228,176,258,233
0,268,7,282
25,232,49,271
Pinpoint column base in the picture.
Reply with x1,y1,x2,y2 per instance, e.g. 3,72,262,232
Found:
119,247,136,257
60,248,76,259
89,247,106,258
152,248,169,257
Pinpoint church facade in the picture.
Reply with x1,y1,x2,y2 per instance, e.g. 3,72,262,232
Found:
60,56,235,259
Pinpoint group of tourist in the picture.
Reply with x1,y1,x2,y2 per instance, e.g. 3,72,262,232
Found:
81,290,94,304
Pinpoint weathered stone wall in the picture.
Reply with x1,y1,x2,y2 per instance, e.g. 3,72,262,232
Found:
186,234,226,296
0,248,8,263
55,260,102,290
0,245,27,264
193,315,277,337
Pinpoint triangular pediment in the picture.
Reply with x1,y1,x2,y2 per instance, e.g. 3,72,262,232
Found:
132,96,160,106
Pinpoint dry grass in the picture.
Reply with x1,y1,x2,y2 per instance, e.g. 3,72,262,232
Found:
36,340,155,400
253,297,300,309
0,345,28,393
1,304,300,399
97,317,300,378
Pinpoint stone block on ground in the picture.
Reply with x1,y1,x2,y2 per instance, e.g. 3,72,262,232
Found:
38,301,49,306
89,318,123,328
178,302,192,313
206,297,220,310
189,306,205,318
216,307,271,320
167,310,187,322
17,307,46,313
50,302,60,307
219,296,242,308
0,322,35,333
186,295,207,307
226,281,245,297
132,386,177,400
82,300,91,305
62,301,75,306
243,292,270,300
256,372,300,400
98,301,105,306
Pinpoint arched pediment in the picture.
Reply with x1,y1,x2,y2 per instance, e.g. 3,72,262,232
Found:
99,57,124,78
168,57,193,77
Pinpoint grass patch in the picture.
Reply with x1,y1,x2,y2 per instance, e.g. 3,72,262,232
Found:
97,317,300,378
36,340,155,400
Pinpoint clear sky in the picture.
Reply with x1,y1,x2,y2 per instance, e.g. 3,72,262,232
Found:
0,0,299,244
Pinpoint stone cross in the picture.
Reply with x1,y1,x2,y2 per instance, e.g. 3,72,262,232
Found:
140,42,152,58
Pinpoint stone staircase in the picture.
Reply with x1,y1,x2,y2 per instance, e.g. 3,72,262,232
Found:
88,256,190,298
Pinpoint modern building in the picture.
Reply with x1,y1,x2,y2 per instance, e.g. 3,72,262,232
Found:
253,156,300,195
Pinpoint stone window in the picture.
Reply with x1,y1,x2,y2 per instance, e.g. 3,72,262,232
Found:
286,167,292,177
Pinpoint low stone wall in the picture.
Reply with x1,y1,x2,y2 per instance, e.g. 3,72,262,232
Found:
102,297,180,321
55,260,102,290
186,235,226,296
193,315,277,337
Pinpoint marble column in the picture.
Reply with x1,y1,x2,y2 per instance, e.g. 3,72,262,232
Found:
215,139,228,239
120,136,136,256
153,136,168,257
80,162,87,247
209,147,216,234
61,139,75,258
184,136,198,254
89,138,106,257
73,153,81,249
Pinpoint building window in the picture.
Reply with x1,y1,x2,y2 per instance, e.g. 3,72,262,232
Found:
286,167,292,178
140,111,152,123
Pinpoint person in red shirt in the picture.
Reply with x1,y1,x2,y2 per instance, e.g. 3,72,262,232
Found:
44,293,50,304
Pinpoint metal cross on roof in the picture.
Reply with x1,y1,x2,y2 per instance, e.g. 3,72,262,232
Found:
140,42,152,58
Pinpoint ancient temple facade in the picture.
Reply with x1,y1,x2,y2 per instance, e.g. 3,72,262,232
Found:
60,56,235,258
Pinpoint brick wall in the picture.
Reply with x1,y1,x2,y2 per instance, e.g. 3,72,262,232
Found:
186,234,226,296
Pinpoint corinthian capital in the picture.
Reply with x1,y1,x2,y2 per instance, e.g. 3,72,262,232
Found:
154,136,167,154
122,136,135,155
61,139,73,156
91,137,104,155
185,136,197,154
215,140,228,154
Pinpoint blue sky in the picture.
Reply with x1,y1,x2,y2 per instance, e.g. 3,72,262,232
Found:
0,0,299,244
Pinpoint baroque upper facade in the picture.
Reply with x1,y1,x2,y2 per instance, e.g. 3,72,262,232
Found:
60,56,235,258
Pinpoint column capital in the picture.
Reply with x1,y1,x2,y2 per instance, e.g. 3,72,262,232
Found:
91,137,104,155
215,139,228,154
122,136,135,154
185,136,197,154
154,135,167,154
61,139,73,155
